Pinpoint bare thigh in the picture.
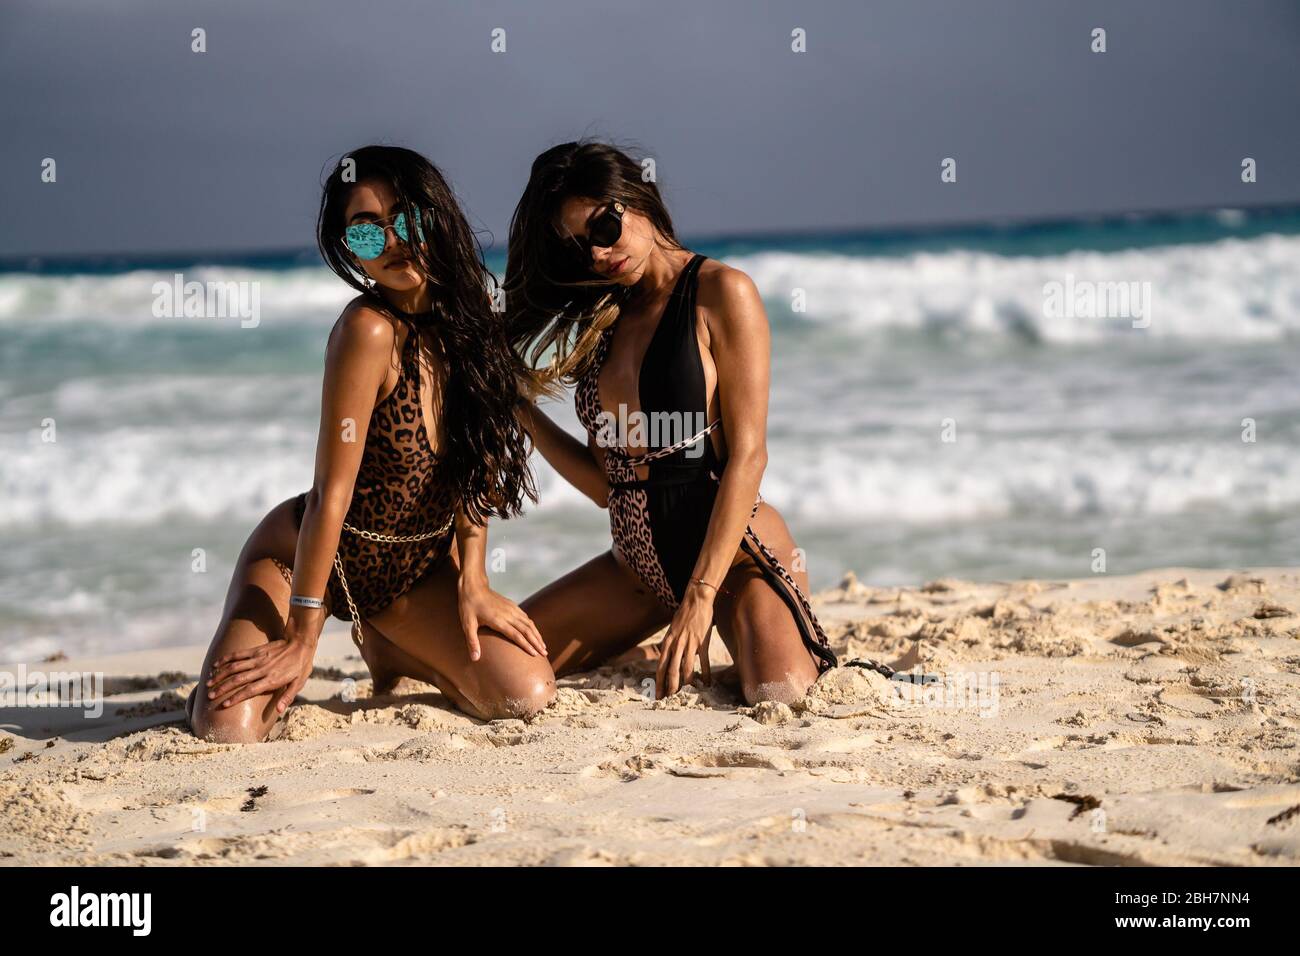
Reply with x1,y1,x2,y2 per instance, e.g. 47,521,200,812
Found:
188,497,304,743
189,499,557,743
361,551,556,722
712,502,821,705
520,550,672,677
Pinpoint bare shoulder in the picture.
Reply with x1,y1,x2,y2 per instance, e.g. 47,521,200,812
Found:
697,259,760,307
695,259,765,336
327,296,398,356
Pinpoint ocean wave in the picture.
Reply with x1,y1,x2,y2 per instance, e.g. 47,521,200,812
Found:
0,266,353,326
5,420,1297,530
734,232,1300,342
0,424,593,529
2,232,1297,343
761,437,1300,525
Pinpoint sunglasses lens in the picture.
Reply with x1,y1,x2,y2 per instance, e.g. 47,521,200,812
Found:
344,223,386,260
393,212,426,245
590,210,621,248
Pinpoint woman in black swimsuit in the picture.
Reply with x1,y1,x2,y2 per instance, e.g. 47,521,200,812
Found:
189,146,554,743
506,142,889,703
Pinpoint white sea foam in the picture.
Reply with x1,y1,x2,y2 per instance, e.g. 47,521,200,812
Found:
4,407,1296,530
732,233,1300,342
0,416,594,528
0,266,352,326
760,438,1300,525
2,231,1298,340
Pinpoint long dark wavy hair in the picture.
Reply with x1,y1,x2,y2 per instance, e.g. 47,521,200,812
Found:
317,144,535,522
503,140,683,396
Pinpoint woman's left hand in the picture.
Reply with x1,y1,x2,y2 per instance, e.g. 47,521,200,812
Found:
656,584,717,698
458,580,547,660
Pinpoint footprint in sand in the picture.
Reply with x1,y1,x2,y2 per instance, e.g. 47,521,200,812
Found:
1220,788,1300,811
262,787,375,808
1154,684,1227,717
151,823,474,864
543,845,625,866
667,750,798,776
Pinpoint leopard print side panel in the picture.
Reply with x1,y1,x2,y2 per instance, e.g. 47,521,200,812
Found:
575,327,679,608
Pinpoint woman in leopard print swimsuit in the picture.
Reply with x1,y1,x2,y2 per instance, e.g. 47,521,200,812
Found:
505,142,895,704
189,146,553,743
287,325,451,624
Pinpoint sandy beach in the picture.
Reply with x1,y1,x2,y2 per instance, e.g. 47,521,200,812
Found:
2,566,1298,867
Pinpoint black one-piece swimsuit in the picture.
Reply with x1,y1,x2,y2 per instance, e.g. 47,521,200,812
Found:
575,253,862,675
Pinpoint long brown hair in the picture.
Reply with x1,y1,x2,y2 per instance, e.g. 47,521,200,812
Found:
503,141,682,396
318,145,536,523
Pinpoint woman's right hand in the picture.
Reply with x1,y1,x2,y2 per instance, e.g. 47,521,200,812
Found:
207,613,321,714
457,578,547,660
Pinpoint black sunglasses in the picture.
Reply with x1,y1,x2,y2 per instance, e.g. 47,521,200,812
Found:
568,200,625,259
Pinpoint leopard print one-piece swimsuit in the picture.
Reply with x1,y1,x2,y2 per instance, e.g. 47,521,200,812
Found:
292,321,457,627
575,254,893,678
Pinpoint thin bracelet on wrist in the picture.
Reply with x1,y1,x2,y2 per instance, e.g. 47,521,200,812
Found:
290,595,325,609
688,577,719,595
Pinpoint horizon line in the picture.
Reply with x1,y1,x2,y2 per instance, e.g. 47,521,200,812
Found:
3,199,1300,271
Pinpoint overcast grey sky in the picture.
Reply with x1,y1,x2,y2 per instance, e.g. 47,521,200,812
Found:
1,0,1298,258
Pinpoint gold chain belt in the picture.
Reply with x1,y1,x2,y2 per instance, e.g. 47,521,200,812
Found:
331,514,455,646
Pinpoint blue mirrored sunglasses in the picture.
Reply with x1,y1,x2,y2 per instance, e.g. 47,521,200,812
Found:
343,211,425,261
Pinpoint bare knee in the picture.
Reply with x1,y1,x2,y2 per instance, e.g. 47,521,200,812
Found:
472,666,557,721
743,671,817,707
188,697,272,744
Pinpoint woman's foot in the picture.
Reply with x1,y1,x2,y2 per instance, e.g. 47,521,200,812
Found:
709,664,743,693
606,640,661,667
357,623,405,695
